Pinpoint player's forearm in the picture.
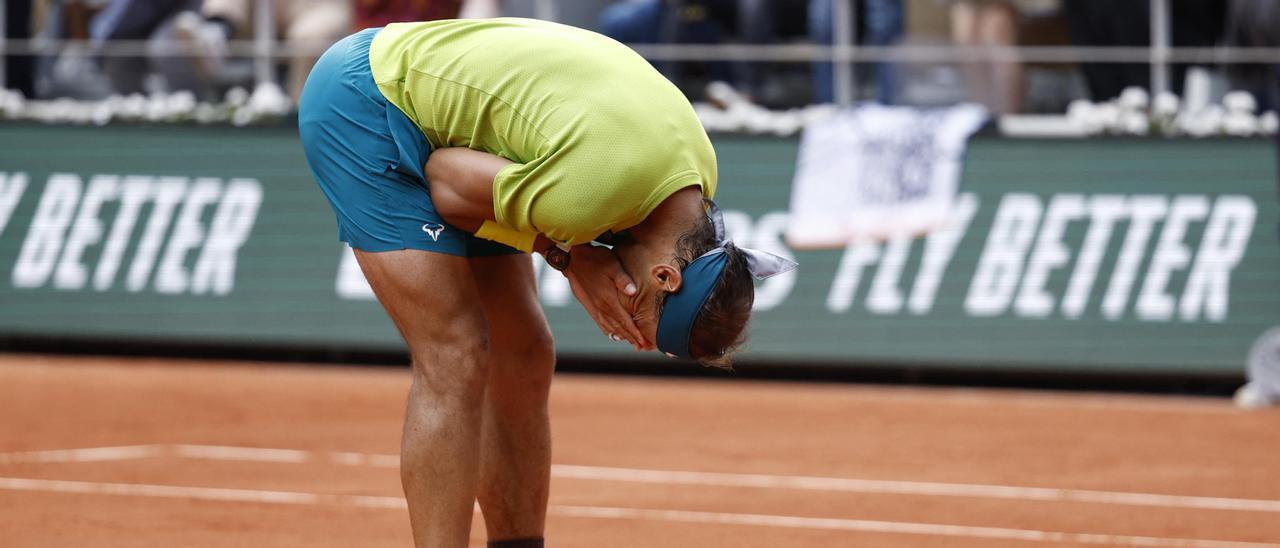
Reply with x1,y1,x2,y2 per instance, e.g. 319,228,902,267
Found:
424,147,511,229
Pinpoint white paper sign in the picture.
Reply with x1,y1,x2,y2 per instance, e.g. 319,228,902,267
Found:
787,104,987,248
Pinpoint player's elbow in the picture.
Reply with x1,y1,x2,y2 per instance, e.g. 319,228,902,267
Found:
425,148,507,224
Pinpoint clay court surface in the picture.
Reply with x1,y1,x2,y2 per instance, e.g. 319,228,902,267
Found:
1,354,1278,547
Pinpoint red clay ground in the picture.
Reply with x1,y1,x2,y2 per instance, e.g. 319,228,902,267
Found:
1,353,1278,547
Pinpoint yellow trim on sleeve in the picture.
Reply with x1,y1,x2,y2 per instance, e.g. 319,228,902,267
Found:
475,220,538,253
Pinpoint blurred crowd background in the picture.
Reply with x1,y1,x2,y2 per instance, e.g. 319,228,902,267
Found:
0,0,1277,117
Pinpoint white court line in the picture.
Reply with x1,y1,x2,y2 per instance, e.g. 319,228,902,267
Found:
329,451,399,468
171,444,404,468
0,445,160,464
0,477,321,505
549,464,1280,514
173,445,312,463
0,476,1272,548
164,445,1280,515
6,444,1280,515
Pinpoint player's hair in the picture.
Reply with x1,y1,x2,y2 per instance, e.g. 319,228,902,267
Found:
667,216,754,369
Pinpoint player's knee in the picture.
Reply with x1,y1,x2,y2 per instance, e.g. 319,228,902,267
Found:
409,312,490,402
489,325,555,410
503,323,555,368
504,322,554,370
409,347,488,404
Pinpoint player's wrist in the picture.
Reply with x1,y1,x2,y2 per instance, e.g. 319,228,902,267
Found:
542,241,570,272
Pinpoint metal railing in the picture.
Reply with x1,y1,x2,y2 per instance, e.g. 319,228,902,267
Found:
6,39,1277,64
2,0,1278,104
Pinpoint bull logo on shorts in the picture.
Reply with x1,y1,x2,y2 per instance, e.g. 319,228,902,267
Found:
422,223,445,241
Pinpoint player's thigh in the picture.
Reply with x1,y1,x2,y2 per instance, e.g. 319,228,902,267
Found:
356,249,489,382
469,254,554,386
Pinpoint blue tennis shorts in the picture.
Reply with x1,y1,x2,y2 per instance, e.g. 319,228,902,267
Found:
298,28,520,256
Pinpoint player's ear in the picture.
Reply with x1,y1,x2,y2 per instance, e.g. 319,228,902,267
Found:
650,263,682,293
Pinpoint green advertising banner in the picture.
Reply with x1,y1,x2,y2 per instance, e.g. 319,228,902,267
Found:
1,123,1277,373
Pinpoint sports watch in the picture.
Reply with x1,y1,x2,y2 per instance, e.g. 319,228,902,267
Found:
544,243,571,272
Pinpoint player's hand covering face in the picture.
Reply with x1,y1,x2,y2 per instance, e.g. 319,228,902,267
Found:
563,245,651,351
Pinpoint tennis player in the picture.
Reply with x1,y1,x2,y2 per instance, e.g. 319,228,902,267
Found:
299,18,794,548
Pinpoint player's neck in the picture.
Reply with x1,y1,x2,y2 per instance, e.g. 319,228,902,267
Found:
615,187,705,303
627,187,705,263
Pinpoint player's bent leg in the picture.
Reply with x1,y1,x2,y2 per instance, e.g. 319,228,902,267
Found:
469,254,555,543
354,248,490,548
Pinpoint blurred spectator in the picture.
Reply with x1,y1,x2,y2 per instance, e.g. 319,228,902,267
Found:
1064,0,1224,102
942,0,1058,114
29,1,93,98
355,0,460,28
89,0,196,95
457,0,502,19
1223,0,1279,112
810,0,905,105
355,0,502,28
601,0,904,105
4,0,37,97
600,0,743,44
602,0,808,105
599,0,737,85
31,1,130,98
731,0,808,104
599,0,666,43
174,0,353,101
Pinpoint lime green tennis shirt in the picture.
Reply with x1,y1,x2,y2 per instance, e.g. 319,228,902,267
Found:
368,18,718,251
